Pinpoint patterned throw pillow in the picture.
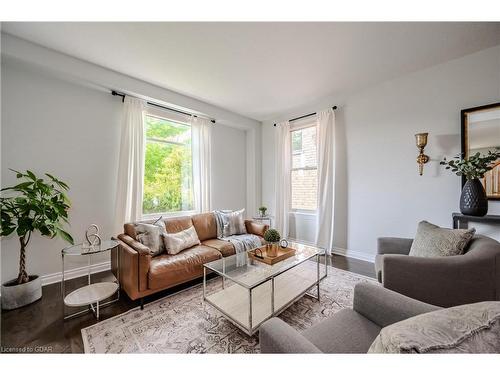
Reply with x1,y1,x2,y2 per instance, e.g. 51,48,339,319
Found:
214,209,247,238
162,226,201,255
409,221,475,257
368,301,500,353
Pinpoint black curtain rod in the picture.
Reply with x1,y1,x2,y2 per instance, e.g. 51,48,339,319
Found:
111,91,215,124
273,106,337,126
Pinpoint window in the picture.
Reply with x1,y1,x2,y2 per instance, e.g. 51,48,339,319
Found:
290,124,317,211
143,113,194,215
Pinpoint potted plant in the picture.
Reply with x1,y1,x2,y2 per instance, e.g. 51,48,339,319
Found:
1,170,74,310
264,228,281,257
440,149,500,216
258,206,267,217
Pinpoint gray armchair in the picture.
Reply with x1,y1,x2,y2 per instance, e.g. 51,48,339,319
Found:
259,283,439,353
376,235,500,307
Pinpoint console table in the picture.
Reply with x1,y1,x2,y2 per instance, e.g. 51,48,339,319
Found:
452,212,500,229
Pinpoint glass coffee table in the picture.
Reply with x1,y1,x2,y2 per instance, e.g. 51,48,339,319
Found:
203,241,327,336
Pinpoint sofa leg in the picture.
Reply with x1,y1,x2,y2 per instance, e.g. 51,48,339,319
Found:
140,298,144,310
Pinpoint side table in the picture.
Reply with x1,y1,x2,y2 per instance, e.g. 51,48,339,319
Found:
452,212,500,230
252,215,273,228
61,240,119,320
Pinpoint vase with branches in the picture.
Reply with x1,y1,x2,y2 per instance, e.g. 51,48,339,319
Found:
440,149,500,216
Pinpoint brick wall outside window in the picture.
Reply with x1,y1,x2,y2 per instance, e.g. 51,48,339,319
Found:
291,125,317,210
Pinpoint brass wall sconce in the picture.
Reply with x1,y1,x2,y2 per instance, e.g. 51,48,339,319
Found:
415,133,429,176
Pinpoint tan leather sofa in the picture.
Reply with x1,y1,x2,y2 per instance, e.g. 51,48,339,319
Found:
113,212,268,307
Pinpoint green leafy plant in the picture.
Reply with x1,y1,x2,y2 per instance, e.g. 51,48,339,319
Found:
1,170,74,285
440,149,500,180
264,228,281,243
258,206,267,215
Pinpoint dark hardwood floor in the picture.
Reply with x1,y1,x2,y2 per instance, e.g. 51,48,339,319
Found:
1,255,375,353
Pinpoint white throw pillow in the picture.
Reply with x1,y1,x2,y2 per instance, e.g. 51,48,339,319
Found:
162,226,201,255
215,209,247,237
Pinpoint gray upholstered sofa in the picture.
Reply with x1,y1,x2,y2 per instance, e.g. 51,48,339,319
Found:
375,235,500,307
259,283,439,353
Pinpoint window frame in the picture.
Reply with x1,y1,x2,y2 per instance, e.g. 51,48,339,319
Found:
289,118,318,213
141,107,197,219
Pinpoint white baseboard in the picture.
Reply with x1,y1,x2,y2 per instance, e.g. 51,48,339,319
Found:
332,247,375,263
41,261,111,286
288,237,375,263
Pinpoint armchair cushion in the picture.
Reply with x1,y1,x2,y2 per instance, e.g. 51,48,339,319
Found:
302,309,381,353
369,301,500,353
409,221,475,258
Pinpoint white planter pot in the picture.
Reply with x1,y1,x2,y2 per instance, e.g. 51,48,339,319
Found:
1,275,42,310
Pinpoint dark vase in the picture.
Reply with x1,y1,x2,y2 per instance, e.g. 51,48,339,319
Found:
460,179,488,216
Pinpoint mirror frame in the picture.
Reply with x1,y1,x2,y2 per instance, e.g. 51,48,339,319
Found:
461,101,500,200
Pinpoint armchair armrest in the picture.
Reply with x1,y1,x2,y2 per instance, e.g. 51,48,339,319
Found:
377,237,413,255
245,220,269,237
381,252,498,307
353,283,439,328
259,318,321,353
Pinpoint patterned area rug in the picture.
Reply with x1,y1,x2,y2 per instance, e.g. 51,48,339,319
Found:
81,263,375,353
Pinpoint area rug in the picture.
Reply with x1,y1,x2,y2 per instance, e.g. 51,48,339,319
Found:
81,263,376,353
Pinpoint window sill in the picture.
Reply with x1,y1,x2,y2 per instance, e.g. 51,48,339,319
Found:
141,210,198,221
290,211,317,217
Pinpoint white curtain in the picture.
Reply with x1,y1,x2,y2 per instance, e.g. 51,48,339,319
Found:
274,121,291,237
315,108,336,254
191,116,212,212
114,97,147,233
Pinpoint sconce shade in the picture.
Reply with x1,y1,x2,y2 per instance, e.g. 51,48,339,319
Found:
415,133,428,148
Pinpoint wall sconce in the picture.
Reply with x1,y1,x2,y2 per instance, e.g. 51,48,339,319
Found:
415,132,429,176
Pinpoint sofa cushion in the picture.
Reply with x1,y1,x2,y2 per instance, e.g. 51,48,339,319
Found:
409,220,476,257
148,245,221,290
163,216,194,234
162,226,201,255
202,239,236,257
192,213,218,241
302,309,381,353
368,301,500,353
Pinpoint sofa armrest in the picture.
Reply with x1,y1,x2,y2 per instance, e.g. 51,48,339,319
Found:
381,252,498,307
377,237,413,255
117,234,152,295
353,283,439,328
117,233,153,256
259,318,322,353
245,220,269,238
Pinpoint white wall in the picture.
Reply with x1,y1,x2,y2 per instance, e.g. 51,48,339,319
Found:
211,125,247,211
262,45,500,260
1,59,250,284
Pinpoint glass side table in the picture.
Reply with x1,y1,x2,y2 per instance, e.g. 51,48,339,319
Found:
252,215,273,228
61,240,119,320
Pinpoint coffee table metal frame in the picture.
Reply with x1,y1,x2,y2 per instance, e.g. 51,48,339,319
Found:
202,244,327,336
61,240,120,321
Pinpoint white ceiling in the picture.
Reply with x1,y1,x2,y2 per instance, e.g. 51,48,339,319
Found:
3,22,500,121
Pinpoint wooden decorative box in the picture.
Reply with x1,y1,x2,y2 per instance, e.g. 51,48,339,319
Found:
248,246,296,265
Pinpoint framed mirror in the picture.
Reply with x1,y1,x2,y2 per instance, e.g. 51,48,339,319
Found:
461,102,500,200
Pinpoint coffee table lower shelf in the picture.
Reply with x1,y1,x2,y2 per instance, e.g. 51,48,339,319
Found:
204,264,323,336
